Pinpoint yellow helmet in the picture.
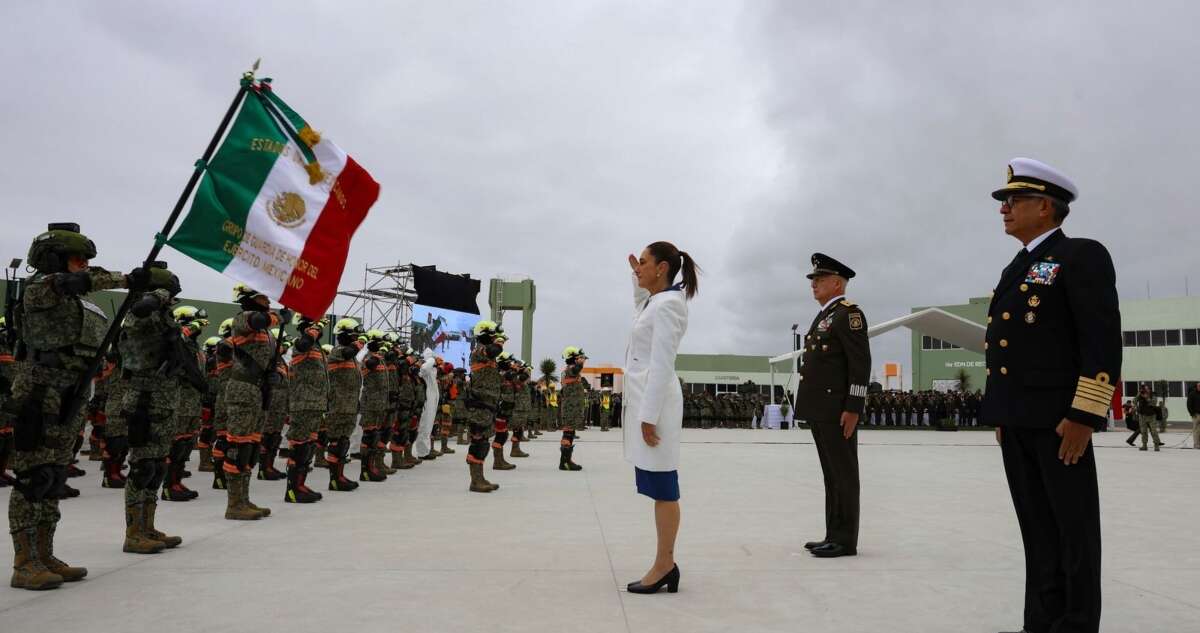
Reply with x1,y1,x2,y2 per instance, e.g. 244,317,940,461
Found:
334,318,362,335
218,318,235,337
473,320,499,337
498,351,512,362
204,336,221,348
562,346,587,361
172,305,207,323
365,329,386,341
321,344,333,354
232,283,265,303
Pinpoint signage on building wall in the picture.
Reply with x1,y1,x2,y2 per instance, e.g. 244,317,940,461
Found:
713,375,742,381
944,361,985,368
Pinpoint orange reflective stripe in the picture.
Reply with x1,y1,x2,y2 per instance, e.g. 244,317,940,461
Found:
328,361,356,371
471,361,496,371
0,354,15,363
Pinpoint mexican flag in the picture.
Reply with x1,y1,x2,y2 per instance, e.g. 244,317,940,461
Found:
168,78,380,317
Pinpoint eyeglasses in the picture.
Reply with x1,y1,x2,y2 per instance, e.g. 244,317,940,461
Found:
1003,194,1043,208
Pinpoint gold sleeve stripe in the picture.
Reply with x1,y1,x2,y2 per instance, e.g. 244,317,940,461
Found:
1075,384,1114,400
1078,376,1116,394
1071,395,1111,417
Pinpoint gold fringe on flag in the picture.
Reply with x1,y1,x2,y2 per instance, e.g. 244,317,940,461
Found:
305,161,326,185
298,126,321,147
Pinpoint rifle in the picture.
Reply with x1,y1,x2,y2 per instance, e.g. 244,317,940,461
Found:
3,261,23,352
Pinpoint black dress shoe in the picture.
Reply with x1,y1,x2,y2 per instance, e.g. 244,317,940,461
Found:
627,564,680,594
804,540,827,551
810,543,856,558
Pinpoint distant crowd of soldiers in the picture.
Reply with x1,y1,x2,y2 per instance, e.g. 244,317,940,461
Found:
682,392,770,428
863,390,983,427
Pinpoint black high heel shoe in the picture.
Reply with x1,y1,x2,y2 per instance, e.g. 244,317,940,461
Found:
627,564,680,594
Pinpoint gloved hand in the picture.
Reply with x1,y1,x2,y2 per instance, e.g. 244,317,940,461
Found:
52,271,92,296
127,267,151,291
278,308,294,326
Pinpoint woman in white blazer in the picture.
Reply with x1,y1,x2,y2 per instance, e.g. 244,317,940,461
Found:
623,241,698,595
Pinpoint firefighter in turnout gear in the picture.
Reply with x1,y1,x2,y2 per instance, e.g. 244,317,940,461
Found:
161,305,208,502
285,314,328,504
209,318,236,491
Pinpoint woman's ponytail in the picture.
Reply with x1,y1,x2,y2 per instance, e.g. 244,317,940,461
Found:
646,241,701,299
678,251,699,299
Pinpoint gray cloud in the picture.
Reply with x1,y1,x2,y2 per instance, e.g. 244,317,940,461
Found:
1,1,1196,380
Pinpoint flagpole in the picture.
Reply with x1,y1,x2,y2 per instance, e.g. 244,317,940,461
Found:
61,72,255,425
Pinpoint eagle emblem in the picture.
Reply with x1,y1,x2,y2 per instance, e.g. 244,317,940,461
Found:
268,192,306,228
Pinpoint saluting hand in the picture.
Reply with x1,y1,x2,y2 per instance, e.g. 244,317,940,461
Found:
628,254,639,271
641,422,660,447
1056,418,1093,465
840,411,859,439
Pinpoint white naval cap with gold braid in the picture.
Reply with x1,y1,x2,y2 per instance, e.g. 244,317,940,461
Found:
992,157,1079,204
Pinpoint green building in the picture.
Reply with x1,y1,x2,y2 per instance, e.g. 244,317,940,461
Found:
911,295,1200,422
675,354,783,397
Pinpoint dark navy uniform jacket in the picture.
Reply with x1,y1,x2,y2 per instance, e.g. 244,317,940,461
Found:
980,229,1122,431
795,298,871,423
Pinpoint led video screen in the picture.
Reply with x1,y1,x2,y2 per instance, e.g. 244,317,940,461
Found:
410,304,480,371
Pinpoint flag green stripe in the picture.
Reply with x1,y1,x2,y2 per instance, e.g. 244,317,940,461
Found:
167,95,288,270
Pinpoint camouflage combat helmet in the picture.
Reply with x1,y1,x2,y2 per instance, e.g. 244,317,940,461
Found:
28,222,98,273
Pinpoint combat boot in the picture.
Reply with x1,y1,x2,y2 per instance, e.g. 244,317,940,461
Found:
35,524,87,582
378,449,397,475
403,443,422,468
256,440,285,481
142,500,182,549
101,459,126,488
358,451,387,482
123,504,166,554
285,464,320,504
440,436,456,454
328,460,359,492
239,475,271,518
510,440,529,458
456,429,468,445
296,464,322,501
10,529,63,590
211,462,227,490
468,462,493,493
559,447,583,471
223,475,260,520
197,445,214,472
389,448,409,470
66,463,86,478
492,445,516,471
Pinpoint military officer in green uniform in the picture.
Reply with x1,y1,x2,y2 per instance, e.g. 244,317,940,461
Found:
795,253,870,559
6,224,145,589
983,158,1120,633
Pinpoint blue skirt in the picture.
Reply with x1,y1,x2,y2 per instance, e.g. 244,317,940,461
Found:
635,467,680,502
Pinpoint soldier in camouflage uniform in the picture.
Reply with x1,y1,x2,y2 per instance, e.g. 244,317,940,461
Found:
256,328,289,481
85,350,118,464
378,334,400,474
209,319,236,490
312,343,335,471
357,330,390,482
435,360,456,455
464,321,504,492
220,285,285,520
7,223,144,589
451,367,468,445
489,351,518,471
100,348,130,488
389,347,419,470
0,318,16,487
196,336,220,472
558,347,587,471
284,314,328,504
508,361,532,457
117,268,189,553
325,319,363,491
161,305,208,502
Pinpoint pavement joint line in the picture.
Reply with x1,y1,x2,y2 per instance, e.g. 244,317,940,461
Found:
584,465,634,633
1108,577,1200,612
0,514,259,615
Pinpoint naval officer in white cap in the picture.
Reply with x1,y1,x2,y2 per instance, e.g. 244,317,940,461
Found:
982,158,1121,633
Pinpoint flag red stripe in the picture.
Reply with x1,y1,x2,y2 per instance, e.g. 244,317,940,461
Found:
279,156,380,317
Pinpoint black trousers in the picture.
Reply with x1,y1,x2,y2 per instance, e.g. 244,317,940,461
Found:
810,420,859,549
1000,426,1101,633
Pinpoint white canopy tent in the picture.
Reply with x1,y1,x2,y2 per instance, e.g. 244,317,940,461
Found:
767,307,988,404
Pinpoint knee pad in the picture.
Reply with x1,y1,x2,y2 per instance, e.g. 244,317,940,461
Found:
129,458,158,490
14,464,58,502
232,442,256,472
105,434,129,459
147,459,168,490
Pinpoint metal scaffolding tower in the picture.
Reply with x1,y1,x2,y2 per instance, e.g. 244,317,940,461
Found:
336,263,419,341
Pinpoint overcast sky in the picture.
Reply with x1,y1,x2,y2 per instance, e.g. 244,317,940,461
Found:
2,1,1197,382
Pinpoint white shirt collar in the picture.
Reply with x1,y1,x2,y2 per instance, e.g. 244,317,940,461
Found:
1024,228,1057,252
820,294,846,313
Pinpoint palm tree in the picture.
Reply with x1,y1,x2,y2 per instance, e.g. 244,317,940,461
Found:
539,358,557,383
954,368,972,393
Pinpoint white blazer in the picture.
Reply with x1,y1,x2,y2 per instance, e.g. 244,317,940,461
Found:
622,273,688,471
